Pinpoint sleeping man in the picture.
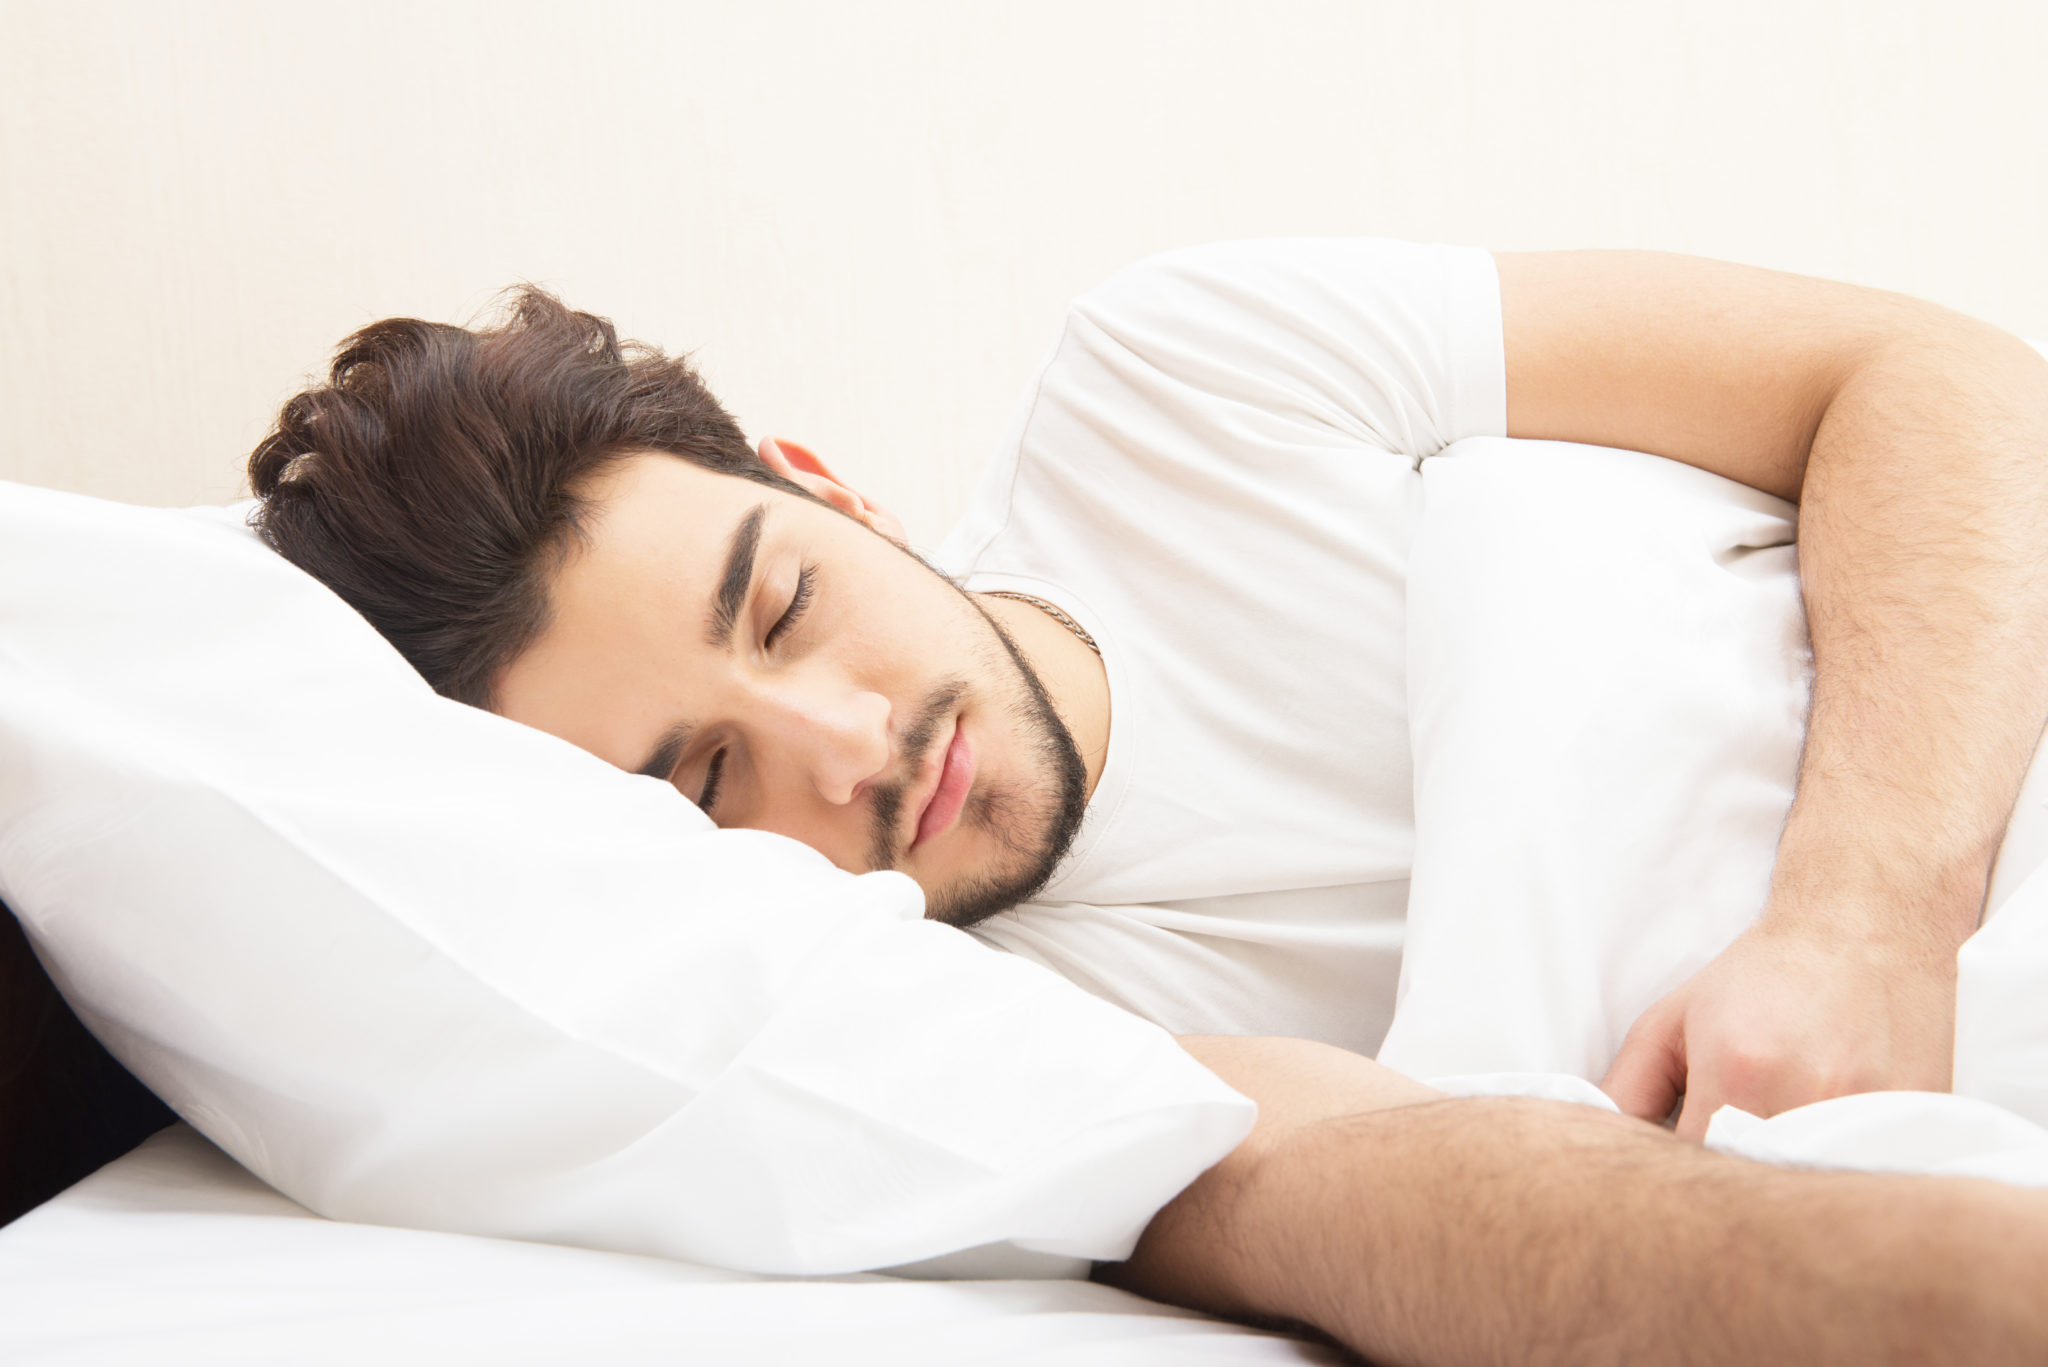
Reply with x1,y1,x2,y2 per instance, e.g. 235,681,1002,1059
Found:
249,240,2048,1362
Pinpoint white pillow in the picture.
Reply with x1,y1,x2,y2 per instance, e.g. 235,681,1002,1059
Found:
1379,437,2048,1134
1956,726,2048,1126
1956,342,2048,1126
1379,437,1810,1081
0,481,1252,1277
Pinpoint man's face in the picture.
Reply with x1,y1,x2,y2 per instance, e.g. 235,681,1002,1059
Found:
494,451,1088,927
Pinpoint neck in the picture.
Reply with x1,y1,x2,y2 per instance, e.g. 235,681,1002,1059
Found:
977,593,1111,801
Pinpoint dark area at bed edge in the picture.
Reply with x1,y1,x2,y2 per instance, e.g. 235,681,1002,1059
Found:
0,899,175,1227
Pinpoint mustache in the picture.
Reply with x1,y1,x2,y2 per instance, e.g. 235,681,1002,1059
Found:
864,680,968,871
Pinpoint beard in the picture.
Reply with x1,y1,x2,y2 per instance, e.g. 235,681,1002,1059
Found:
857,584,1090,930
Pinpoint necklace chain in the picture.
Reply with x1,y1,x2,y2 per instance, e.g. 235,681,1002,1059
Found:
982,590,1101,658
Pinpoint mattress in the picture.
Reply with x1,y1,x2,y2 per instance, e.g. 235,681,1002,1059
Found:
0,1125,1337,1365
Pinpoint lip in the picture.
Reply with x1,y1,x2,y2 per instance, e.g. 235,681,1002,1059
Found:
910,718,974,851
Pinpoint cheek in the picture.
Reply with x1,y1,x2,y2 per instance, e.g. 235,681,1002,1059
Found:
838,572,978,689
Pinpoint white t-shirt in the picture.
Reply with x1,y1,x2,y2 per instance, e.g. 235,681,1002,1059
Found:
936,238,1505,1056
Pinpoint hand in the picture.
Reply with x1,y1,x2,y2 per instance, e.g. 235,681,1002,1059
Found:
1601,916,1957,1140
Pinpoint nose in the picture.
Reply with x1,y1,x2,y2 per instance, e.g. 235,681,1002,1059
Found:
761,681,893,806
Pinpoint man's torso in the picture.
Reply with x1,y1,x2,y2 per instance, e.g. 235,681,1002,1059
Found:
936,237,1505,1054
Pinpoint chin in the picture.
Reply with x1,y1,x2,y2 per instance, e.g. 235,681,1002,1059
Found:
917,813,1060,930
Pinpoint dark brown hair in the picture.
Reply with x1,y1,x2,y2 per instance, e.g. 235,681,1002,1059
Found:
248,287,801,707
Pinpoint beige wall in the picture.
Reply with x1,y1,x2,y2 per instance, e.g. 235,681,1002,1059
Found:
3,0,2043,546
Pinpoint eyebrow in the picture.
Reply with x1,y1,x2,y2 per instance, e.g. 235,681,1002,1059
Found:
633,503,767,783
709,504,767,652
634,721,693,783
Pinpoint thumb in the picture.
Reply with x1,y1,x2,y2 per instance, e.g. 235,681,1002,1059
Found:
1602,1012,1686,1124
1672,1082,1730,1144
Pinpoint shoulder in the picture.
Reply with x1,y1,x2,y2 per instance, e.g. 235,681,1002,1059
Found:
1035,238,1503,455
1053,237,1501,407
1071,236,1495,331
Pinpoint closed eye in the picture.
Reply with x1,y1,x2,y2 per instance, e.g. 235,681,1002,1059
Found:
697,747,727,815
766,563,816,648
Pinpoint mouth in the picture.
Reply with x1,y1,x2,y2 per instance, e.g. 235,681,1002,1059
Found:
910,716,974,852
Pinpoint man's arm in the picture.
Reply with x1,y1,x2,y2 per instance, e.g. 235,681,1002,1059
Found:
1495,250,2048,1132
1097,1036,2048,1365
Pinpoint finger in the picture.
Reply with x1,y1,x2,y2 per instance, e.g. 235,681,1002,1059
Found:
1601,1019,1686,1124
1708,1045,1832,1124
1674,1082,1729,1144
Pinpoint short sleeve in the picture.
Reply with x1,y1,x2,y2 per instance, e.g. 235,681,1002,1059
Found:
1069,237,1506,461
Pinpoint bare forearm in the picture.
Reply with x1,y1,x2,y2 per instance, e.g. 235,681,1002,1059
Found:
1112,1095,2048,1365
1779,316,2048,945
1502,251,2048,951
1594,320,2048,1123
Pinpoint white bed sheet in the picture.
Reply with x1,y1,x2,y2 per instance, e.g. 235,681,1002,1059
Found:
0,1127,1337,1366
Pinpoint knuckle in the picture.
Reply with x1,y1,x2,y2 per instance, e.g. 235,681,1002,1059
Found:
1715,1046,1787,1099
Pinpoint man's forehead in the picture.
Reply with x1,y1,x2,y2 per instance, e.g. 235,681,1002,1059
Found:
583,451,763,542
496,465,770,774
555,457,775,601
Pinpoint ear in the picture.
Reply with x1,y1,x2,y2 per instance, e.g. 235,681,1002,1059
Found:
756,436,908,545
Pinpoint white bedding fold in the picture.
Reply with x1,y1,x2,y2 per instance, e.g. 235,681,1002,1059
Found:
0,1127,1337,1367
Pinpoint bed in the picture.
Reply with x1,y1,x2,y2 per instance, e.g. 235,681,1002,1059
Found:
7,440,2048,1361
0,1120,1342,1366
